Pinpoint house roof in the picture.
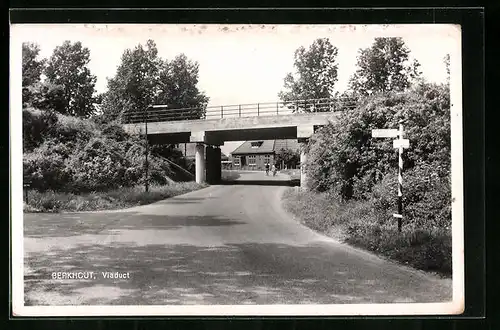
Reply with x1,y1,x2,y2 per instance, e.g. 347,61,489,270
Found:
232,140,275,155
274,139,300,152
231,139,299,155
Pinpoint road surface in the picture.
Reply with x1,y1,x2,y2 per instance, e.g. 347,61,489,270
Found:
23,171,452,305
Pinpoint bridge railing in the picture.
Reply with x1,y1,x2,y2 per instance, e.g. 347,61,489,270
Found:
122,97,358,124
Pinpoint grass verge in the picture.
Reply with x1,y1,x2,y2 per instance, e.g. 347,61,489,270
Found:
281,188,452,277
24,182,208,213
221,170,241,181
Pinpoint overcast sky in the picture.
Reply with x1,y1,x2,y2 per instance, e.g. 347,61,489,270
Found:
12,24,460,155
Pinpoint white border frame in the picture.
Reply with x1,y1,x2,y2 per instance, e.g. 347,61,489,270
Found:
10,23,464,317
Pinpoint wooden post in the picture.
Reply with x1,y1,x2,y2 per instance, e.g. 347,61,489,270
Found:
221,105,223,118
276,102,279,115
144,106,149,193
239,104,241,117
257,103,260,116
397,120,404,232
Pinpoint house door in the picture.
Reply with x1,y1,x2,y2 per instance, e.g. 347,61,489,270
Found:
240,156,246,167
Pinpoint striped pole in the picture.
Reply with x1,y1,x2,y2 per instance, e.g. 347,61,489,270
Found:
396,120,404,232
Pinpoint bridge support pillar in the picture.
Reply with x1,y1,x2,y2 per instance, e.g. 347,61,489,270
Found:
195,143,206,184
205,145,222,184
205,146,222,184
213,146,221,183
297,125,314,190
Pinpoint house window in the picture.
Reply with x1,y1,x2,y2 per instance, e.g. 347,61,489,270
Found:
248,155,256,166
264,155,270,164
233,157,240,166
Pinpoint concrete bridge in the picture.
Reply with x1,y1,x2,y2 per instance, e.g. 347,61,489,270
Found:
122,98,350,187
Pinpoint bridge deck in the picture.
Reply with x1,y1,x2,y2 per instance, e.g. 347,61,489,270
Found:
122,111,340,144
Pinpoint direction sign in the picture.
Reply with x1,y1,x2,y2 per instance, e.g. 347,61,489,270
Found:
372,129,399,138
393,139,410,149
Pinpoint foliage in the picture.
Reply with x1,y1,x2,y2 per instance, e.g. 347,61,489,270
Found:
64,137,131,192
101,39,162,122
22,108,179,193
23,140,72,191
26,82,66,113
369,164,452,230
22,108,59,152
305,83,450,199
100,40,209,122
278,38,339,112
44,41,97,117
22,42,46,106
274,148,300,168
348,37,422,96
156,54,209,117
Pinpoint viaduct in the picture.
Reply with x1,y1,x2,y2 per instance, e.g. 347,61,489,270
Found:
122,100,344,188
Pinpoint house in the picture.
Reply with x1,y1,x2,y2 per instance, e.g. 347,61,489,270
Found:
230,139,300,171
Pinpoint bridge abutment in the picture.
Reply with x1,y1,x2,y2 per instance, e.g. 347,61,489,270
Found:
297,125,314,190
206,145,222,184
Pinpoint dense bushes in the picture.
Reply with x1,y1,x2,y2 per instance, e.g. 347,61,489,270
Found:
23,108,176,193
293,83,452,275
304,83,451,229
305,83,450,200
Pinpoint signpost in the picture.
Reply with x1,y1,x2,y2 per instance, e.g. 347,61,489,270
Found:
372,120,410,232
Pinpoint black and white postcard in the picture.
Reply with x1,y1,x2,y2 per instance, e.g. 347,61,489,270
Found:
11,23,464,316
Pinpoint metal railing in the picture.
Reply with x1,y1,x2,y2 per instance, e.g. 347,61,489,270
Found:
122,97,359,124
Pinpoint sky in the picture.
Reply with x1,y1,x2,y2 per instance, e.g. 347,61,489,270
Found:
12,24,460,155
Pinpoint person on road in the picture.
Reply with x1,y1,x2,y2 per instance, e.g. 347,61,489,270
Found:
272,164,277,176
265,163,270,176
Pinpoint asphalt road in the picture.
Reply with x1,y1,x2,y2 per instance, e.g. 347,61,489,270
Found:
24,171,452,305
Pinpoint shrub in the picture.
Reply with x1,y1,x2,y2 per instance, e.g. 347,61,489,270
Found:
47,113,98,143
305,84,450,200
65,137,131,192
23,141,72,191
22,108,59,152
100,122,130,141
369,162,451,230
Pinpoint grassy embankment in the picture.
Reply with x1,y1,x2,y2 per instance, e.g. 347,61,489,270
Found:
281,189,452,277
22,108,206,213
24,182,207,213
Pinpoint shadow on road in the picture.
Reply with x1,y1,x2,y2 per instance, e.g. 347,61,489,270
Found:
24,213,246,238
220,179,299,187
24,241,452,306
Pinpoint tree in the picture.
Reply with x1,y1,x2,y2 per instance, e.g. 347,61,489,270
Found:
275,148,300,169
101,40,209,123
27,81,66,113
102,39,162,122
22,42,46,106
45,41,97,117
348,37,421,96
278,38,339,112
156,54,209,118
